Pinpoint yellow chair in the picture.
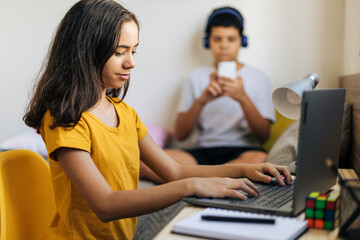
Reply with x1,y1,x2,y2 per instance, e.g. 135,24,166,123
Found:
0,149,56,240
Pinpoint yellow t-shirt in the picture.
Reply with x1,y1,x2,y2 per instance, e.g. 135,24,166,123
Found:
40,98,147,240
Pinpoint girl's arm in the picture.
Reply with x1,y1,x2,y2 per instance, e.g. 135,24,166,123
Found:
140,134,291,184
56,144,259,222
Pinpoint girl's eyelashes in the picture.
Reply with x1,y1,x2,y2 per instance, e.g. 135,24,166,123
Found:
114,50,137,56
115,52,125,56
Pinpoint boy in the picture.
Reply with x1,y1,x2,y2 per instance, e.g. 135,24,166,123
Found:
142,7,275,183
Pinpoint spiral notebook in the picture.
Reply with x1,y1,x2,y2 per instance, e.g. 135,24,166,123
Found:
172,208,308,240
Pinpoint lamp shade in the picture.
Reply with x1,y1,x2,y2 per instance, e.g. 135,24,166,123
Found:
272,73,319,119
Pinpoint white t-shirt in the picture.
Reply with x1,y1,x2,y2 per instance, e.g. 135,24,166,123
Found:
177,65,275,148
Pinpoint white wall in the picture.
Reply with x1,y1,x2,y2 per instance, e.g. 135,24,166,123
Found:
0,0,353,141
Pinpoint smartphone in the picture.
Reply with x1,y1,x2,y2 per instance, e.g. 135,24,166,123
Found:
218,61,237,80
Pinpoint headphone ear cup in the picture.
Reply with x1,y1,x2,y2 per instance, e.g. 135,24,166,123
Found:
203,36,210,49
241,35,248,47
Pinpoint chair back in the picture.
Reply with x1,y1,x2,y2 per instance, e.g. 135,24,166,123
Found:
0,149,56,240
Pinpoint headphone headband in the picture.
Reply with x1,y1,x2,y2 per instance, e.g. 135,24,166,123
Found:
203,7,248,49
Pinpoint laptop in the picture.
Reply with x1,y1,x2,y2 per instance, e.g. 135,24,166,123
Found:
183,89,346,216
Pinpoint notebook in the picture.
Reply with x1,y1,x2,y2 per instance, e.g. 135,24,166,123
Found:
172,208,308,240
183,89,346,216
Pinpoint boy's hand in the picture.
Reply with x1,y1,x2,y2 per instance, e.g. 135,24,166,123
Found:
218,75,247,103
198,71,223,104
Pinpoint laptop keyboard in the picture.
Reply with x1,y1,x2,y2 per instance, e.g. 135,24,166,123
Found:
230,180,295,209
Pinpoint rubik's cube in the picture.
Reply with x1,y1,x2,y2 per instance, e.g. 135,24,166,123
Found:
305,192,340,230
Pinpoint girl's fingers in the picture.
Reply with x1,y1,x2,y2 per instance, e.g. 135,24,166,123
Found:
275,165,292,184
239,180,259,197
225,179,258,199
266,166,284,185
242,178,259,193
253,169,272,183
258,164,292,186
197,178,261,200
200,164,293,201
226,189,248,200
250,165,278,184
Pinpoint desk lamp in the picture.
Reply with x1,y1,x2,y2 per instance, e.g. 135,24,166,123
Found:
272,73,319,119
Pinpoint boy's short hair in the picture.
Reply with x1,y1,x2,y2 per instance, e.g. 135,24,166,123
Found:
203,7,247,48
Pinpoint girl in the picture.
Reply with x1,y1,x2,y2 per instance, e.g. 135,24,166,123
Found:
24,1,290,239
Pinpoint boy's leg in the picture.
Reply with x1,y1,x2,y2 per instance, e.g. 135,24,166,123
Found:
226,151,267,164
163,149,198,165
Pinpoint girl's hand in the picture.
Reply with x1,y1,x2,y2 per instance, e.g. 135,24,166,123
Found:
189,177,259,200
242,163,292,186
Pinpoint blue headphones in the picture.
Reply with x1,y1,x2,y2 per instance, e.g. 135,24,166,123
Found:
203,7,248,49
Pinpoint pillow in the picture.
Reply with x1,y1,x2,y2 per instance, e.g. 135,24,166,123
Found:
262,110,294,152
0,128,47,158
267,120,300,169
146,124,171,148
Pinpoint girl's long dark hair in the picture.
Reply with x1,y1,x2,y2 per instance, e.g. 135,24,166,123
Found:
23,0,138,132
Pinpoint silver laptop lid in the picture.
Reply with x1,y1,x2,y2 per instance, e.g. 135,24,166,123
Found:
293,89,345,215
